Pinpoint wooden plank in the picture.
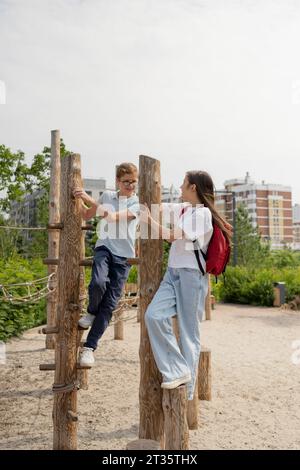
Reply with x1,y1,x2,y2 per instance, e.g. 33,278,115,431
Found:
79,257,139,267
39,363,91,370
41,326,59,335
43,258,59,265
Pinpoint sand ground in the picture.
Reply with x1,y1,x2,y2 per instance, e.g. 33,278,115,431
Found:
1,303,300,450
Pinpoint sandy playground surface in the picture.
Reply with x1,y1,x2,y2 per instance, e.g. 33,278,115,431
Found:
1,303,300,450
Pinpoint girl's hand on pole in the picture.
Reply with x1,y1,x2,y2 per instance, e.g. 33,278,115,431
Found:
139,204,151,224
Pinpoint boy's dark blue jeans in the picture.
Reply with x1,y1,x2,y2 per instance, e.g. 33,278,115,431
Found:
84,246,131,350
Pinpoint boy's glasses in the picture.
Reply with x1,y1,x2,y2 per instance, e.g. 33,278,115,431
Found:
120,180,138,187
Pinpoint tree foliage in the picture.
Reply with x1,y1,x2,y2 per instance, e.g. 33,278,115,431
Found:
233,204,270,267
0,140,72,258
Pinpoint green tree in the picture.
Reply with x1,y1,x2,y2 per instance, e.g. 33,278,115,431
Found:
0,140,71,258
234,204,270,267
0,214,22,259
22,140,72,258
0,145,31,213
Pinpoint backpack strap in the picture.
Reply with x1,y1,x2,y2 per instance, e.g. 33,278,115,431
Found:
181,207,206,276
193,241,205,276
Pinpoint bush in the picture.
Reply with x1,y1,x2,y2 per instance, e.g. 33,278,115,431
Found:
0,256,47,341
127,265,138,284
212,266,300,306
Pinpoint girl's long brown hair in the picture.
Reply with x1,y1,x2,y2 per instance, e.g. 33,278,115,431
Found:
186,170,232,243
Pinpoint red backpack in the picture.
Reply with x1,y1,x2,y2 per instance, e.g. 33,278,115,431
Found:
179,207,231,277
193,223,231,277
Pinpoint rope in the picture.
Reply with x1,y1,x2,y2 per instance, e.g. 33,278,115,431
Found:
78,294,139,325
110,310,139,325
0,225,46,230
52,381,80,394
0,224,94,231
113,296,139,314
110,296,139,325
0,273,56,304
0,274,53,287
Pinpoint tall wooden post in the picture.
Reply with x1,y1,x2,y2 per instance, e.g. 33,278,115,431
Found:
173,317,198,431
53,154,83,450
46,130,61,349
139,155,164,445
77,230,88,391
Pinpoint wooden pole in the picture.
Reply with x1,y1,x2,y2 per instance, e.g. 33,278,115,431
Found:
198,347,212,401
77,225,88,390
204,274,211,321
52,154,83,450
162,387,189,450
136,217,140,323
114,310,124,340
187,375,199,430
46,130,61,349
173,318,198,431
138,155,164,445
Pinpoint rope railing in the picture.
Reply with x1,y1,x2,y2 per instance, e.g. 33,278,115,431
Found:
0,273,56,304
0,225,46,230
110,295,139,325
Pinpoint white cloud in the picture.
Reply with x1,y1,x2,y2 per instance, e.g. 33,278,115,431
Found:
0,0,300,201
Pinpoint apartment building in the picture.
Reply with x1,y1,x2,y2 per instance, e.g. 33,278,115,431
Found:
215,172,293,249
83,177,106,202
10,178,107,229
293,204,300,251
161,184,181,203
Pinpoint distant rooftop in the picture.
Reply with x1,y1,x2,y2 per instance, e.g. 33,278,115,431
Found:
223,172,291,192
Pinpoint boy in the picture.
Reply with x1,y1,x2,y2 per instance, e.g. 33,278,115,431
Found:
73,162,139,366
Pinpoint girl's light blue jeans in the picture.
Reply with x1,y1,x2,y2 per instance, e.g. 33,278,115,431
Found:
145,267,209,400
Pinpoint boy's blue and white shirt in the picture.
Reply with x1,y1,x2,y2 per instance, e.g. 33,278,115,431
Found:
95,190,140,258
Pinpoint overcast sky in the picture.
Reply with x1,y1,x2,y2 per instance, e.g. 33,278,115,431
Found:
1,0,300,202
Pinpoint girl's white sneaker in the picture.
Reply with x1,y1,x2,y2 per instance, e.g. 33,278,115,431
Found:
161,374,191,389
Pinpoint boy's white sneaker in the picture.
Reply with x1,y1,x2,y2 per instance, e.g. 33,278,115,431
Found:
79,347,95,367
161,374,191,389
78,313,95,329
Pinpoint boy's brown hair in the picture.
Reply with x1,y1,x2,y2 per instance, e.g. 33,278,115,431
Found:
116,162,138,179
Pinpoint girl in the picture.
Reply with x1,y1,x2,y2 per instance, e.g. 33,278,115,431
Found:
140,171,231,400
